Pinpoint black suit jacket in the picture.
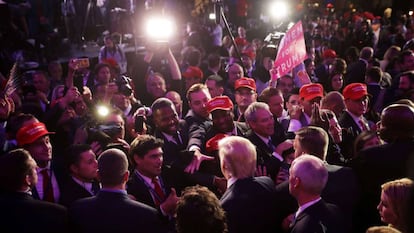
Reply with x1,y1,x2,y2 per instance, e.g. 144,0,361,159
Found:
276,163,358,233
345,59,367,85
0,192,68,233
315,64,330,89
350,140,414,233
69,190,166,233
339,111,368,159
184,110,211,151
246,132,282,182
290,199,346,233
59,177,97,207
127,172,170,209
221,177,281,233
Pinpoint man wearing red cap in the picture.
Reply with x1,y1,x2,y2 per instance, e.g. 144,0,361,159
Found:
16,121,63,203
182,66,204,92
288,83,324,133
339,83,372,159
234,77,257,122
202,96,248,151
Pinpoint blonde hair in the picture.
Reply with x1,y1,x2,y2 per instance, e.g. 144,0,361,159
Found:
218,136,256,179
381,178,414,231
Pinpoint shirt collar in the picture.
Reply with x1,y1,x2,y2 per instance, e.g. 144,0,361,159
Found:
296,197,322,218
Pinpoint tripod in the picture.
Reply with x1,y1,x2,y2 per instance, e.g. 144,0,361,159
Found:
213,0,247,73
80,0,99,43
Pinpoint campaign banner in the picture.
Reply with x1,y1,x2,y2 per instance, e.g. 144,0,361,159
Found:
273,21,307,78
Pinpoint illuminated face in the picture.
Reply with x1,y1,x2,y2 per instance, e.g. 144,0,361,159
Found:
27,157,38,187
212,109,234,133
33,73,50,93
267,94,284,118
205,80,223,98
227,64,244,86
328,115,342,143
377,191,398,226
165,92,183,117
300,97,322,116
331,74,344,91
147,75,166,98
153,106,179,135
135,147,163,178
277,77,294,97
286,94,300,113
112,92,131,111
96,66,111,85
189,89,211,118
345,96,369,117
249,108,275,137
72,150,98,182
235,88,257,111
103,113,125,140
25,135,53,168
293,135,303,158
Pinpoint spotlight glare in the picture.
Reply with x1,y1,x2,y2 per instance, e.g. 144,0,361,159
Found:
146,17,175,42
269,1,289,20
96,105,110,117
209,13,216,20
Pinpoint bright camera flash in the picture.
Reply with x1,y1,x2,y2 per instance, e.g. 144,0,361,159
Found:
96,105,109,117
146,17,174,42
269,1,289,20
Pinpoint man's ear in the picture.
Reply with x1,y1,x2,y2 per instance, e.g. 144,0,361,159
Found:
70,164,79,175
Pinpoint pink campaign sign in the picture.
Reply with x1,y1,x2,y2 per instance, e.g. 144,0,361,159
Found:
273,21,307,78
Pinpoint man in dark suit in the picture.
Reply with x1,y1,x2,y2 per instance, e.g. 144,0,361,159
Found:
314,49,336,88
345,47,373,85
126,134,178,212
69,148,167,233
288,154,345,233
351,103,414,233
258,87,289,145
218,136,280,233
244,102,293,182
288,83,324,133
17,121,64,203
233,77,257,122
203,96,249,148
0,149,68,233
276,126,358,232
151,97,222,192
339,83,372,159
60,144,100,207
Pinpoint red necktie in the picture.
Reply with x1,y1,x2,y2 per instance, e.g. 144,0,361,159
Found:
152,177,165,206
359,119,369,131
41,169,55,203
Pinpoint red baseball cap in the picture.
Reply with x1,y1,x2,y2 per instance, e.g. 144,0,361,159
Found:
16,122,55,146
206,96,234,113
206,133,228,153
323,49,337,59
343,83,368,100
299,83,324,101
182,66,203,79
234,77,256,91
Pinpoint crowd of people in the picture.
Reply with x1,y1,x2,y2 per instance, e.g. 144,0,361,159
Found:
1,1,414,233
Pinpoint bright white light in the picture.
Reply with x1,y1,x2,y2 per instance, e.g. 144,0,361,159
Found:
209,13,216,21
146,17,175,42
409,11,413,16
96,105,109,117
269,1,289,20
